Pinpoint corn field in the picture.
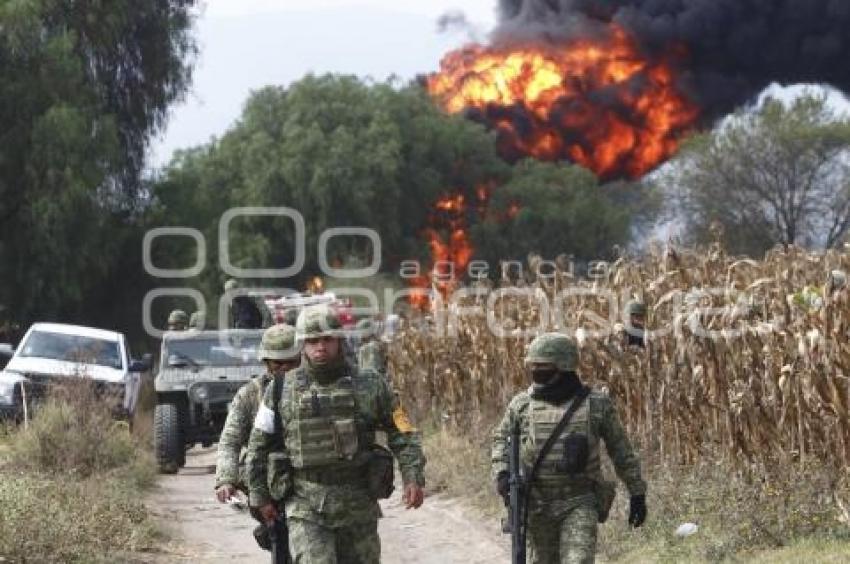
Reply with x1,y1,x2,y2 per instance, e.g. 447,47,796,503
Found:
390,242,850,469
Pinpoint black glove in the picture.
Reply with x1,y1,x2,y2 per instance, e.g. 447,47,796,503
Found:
496,471,510,500
628,494,647,528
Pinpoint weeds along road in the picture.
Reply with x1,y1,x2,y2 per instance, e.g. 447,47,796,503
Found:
147,446,509,563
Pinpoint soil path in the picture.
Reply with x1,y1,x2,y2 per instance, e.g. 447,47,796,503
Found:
146,447,509,563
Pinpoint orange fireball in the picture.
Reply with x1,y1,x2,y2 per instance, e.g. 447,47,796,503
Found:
427,26,699,179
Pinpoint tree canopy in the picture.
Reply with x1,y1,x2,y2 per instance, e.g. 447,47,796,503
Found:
151,75,639,303
668,93,850,255
0,0,197,332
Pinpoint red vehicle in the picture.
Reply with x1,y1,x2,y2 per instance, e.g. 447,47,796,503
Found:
264,292,355,327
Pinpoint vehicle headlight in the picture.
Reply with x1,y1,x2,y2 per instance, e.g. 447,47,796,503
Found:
190,384,209,403
0,380,17,404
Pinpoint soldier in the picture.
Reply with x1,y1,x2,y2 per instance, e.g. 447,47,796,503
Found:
215,324,301,503
356,318,387,374
188,309,206,331
247,305,426,563
167,309,189,331
492,333,647,564
623,300,646,348
225,279,264,329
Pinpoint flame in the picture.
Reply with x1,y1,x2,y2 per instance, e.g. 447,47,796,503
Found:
427,26,699,179
408,187,488,310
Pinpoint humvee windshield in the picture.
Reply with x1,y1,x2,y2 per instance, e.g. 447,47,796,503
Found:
164,335,262,367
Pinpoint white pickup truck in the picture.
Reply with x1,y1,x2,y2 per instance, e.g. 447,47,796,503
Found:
0,322,149,421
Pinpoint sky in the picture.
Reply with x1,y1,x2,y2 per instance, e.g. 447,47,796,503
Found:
149,0,498,166
151,0,850,169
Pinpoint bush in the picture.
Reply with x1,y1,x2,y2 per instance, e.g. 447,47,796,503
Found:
9,380,137,477
0,378,160,562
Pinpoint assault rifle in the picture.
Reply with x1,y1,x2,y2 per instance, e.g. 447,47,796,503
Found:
502,418,526,564
267,511,290,564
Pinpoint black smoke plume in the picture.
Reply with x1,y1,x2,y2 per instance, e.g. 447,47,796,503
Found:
496,0,850,121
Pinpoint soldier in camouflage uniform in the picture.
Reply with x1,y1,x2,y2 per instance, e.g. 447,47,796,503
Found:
623,300,647,349
247,305,426,564
356,318,387,374
188,309,206,331
492,333,647,564
215,324,301,502
167,309,189,331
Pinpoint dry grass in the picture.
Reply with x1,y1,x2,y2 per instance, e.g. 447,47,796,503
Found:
393,243,850,472
391,242,850,560
423,427,503,518
0,379,160,562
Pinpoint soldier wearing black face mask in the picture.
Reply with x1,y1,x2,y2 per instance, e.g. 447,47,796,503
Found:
624,300,647,349
492,333,647,563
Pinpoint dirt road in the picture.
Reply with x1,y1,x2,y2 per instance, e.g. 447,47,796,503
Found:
147,447,509,563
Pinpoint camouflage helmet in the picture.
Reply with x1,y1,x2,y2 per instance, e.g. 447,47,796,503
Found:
258,324,299,361
625,300,647,317
188,310,205,330
829,269,847,292
524,333,577,372
168,309,189,326
224,279,240,292
296,305,343,340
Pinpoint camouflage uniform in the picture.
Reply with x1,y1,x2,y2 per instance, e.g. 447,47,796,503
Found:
247,306,426,564
188,310,206,330
355,318,387,374
357,340,388,374
216,324,300,494
216,374,272,492
492,333,646,564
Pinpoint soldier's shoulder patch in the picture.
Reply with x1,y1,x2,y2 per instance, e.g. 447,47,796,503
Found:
392,405,417,433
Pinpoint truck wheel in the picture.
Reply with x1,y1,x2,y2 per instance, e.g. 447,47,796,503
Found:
154,402,185,474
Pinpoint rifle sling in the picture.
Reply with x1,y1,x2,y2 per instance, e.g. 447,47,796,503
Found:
528,386,590,486
272,373,284,445
521,386,590,528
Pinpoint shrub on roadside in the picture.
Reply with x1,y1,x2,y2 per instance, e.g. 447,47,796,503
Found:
9,379,139,477
0,379,160,562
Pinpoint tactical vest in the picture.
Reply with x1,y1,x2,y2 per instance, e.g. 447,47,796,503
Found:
285,369,373,470
527,394,601,490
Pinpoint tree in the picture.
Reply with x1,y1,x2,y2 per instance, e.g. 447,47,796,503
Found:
152,75,651,297
0,0,196,332
471,160,634,265
669,93,850,256
151,75,510,294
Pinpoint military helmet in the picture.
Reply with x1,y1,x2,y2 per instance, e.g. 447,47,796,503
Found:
168,309,189,326
296,305,343,340
258,324,299,361
524,333,577,372
625,300,647,317
224,279,240,292
829,269,847,291
188,310,205,329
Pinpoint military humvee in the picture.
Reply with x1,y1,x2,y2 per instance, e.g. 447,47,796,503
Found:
153,329,263,473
